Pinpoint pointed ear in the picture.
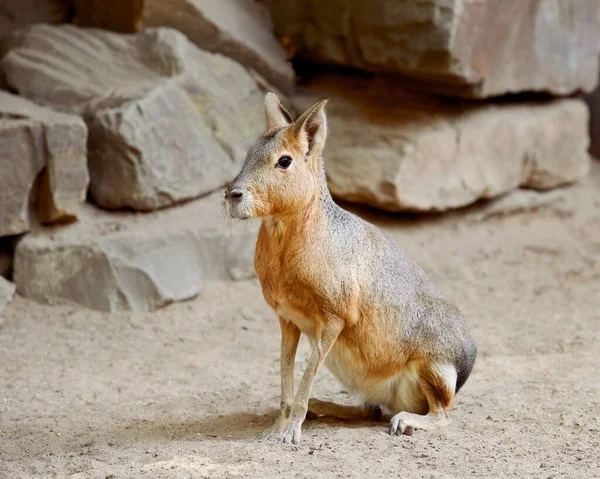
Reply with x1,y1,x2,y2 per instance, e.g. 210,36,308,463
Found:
264,92,293,130
292,99,328,159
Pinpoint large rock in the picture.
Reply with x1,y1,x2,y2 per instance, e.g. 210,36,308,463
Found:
2,25,265,211
144,0,295,93
86,82,233,211
0,92,88,236
13,192,259,312
264,0,600,98
291,74,590,212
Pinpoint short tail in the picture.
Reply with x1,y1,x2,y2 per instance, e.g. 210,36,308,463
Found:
455,338,477,393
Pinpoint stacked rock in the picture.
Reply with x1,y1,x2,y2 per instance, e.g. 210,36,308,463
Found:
1,0,598,314
0,0,293,312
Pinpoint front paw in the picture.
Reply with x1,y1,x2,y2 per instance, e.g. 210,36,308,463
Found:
278,420,302,445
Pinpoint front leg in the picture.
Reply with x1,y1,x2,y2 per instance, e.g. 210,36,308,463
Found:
279,316,344,444
259,317,300,439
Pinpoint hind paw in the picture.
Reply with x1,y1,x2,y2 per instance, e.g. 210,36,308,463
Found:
389,412,414,436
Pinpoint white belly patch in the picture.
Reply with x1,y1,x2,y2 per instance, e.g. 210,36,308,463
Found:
323,340,427,414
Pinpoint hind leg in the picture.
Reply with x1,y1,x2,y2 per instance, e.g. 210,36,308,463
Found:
389,364,456,436
306,398,383,421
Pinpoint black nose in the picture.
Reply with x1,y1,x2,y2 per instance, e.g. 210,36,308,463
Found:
230,188,243,201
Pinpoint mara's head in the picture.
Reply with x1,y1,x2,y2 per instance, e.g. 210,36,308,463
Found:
225,92,328,220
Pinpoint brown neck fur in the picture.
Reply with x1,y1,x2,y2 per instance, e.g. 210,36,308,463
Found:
264,156,335,239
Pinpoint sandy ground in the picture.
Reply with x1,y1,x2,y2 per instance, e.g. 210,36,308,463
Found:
1,163,599,479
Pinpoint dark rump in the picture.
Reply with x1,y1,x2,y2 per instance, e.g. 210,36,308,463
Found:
455,338,477,393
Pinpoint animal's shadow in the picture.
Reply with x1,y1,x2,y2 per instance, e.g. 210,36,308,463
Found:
198,408,385,441
111,408,384,443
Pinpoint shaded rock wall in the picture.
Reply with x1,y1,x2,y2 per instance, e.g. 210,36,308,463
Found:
0,0,597,313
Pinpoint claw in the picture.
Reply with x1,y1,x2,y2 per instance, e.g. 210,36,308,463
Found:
278,421,302,444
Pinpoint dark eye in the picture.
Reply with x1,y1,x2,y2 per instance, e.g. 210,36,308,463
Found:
276,155,292,169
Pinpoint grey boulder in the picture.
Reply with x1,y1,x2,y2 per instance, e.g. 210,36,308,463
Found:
0,91,88,236
13,192,258,312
